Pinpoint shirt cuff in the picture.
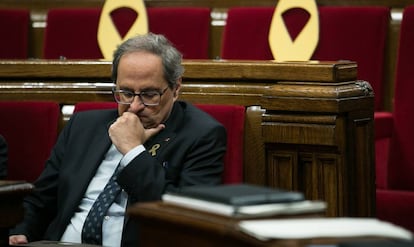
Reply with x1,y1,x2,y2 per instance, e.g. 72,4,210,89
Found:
120,145,146,167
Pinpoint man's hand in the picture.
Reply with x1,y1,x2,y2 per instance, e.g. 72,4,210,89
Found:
108,112,165,154
9,235,28,245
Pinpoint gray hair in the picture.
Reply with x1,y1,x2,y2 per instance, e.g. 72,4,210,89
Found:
112,33,185,88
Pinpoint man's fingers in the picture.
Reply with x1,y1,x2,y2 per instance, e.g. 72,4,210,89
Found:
9,235,28,245
145,124,165,140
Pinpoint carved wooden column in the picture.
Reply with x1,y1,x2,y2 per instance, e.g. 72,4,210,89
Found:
258,67,375,217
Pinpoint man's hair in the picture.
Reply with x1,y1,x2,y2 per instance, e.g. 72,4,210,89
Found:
111,33,185,88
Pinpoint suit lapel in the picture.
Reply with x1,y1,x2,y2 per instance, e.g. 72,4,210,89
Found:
144,102,184,159
74,115,116,200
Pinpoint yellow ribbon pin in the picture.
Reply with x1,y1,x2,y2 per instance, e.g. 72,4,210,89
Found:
149,144,160,156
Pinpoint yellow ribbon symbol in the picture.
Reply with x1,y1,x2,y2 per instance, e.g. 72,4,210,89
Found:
149,144,160,156
269,0,319,61
98,0,149,60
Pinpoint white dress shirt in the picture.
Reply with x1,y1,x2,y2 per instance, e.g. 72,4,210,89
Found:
61,144,145,247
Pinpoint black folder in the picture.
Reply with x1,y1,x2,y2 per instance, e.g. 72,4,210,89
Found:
178,183,304,206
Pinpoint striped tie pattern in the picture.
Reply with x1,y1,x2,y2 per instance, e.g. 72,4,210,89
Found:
81,164,123,244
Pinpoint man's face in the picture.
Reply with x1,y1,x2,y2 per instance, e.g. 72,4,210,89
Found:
115,51,180,129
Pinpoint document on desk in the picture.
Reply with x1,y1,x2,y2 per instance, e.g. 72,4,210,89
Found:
162,193,326,218
238,218,414,241
162,184,326,217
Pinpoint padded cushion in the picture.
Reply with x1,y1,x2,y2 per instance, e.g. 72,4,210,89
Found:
221,7,274,60
43,7,211,59
0,101,60,182
43,8,102,59
0,9,30,58
387,5,414,190
377,189,414,233
313,7,389,112
375,6,414,233
374,112,393,189
148,7,211,59
221,6,389,111
74,101,118,113
195,104,245,184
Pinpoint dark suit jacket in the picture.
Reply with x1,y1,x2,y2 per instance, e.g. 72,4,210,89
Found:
10,101,226,247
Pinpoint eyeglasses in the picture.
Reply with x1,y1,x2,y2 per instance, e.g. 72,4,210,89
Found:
112,87,169,106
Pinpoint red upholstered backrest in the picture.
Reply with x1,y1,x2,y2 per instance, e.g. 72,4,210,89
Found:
147,7,211,59
221,7,274,60
221,6,389,111
43,8,102,59
313,7,389,112
0,9,30,59
43,7,211,59
387,5,414,190
374,111,393,189
195,104,245,184
0,101,60,182
73,101,118,113
73,102,245,184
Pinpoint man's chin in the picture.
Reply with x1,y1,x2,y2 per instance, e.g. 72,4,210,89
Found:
143,122,158,129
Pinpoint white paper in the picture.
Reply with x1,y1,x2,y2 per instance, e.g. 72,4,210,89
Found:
238,218,413,241
162,193,326,217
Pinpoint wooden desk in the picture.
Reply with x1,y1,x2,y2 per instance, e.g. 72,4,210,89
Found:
0,180,34,246
128,201,398,247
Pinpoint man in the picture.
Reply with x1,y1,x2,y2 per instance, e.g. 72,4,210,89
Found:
9,33,226,247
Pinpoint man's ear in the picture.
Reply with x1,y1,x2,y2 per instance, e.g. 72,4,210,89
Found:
173,80,181,100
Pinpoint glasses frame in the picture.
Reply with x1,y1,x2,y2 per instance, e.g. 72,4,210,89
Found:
112,86,169,106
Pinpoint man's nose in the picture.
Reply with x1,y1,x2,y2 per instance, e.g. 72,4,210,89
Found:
129,96,145,112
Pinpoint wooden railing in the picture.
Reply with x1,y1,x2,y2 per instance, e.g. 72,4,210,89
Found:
0,59,374,218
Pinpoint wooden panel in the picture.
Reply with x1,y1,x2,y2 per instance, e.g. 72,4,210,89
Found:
266,150,296,190
312,153,341,217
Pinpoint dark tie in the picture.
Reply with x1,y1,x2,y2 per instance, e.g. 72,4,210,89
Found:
81,163,123,245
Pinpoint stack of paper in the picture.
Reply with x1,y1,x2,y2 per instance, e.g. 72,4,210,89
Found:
162,184,326,218
238,218,413,241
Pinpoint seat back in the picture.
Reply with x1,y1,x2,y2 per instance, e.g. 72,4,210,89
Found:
0,9,30,59
195,104,245,184
73,102,245,184
43,7,211,59
43,8,103,59
0,101,60,182
73,101,118,113
387,5,414,190
148,7,211,59
221,6,389,111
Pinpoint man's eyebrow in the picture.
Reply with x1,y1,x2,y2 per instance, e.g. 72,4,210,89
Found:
119,86,160,92
141,87,160,91
118,86,133,91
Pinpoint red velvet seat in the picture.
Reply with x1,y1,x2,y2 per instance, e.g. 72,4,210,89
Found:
73,102,245,184
221,6,390,111
195,104,245,184
0,101,60,182
43,7,211,59
0,9,30,59
375,5,414,233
